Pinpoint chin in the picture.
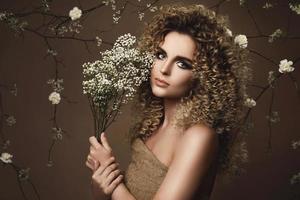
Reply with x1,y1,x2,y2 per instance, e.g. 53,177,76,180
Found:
151,87,166,97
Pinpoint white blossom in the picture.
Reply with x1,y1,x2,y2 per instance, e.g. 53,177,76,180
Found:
48,91,61,104
263,2,273,9
6,115,16,126
112,12,121,24
82,33,153,126
0,152,13,163
69,7,82,21
240,0,246,6
234,34,248,48
95,36,102,47
47,49,57,56
52,127,64,140
289,3,300,15
290,172,300,185
18,168,30,181
278,59,294,73
291,140,300,150
244,97,256,108
47,79,64,92
10,83,17,96
268,29,283,43
149,6,158,12
266,111,280,123
268,70,276,87
138,12,145,21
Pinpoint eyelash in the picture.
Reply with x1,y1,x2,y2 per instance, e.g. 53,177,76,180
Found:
154,51,192,69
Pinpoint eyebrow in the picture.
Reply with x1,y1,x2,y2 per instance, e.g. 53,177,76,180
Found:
157,47,193,63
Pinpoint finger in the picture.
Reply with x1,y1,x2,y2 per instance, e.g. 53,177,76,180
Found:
87,154,100,168
86,160,95,171
92,157,115,178
102,162,119,177
104,168,121,186
87,155,97,163
100,132,112,152
87,157,98,171
107,175,123,193
89,136,102,149
90,145,96,153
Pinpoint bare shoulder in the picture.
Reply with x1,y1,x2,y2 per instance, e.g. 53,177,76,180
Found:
177,123,219,159
153,123,219,199
183,124,218,146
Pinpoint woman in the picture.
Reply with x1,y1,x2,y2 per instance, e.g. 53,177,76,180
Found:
86,3,250,200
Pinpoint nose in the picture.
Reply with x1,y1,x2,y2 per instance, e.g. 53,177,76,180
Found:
159,60,172,75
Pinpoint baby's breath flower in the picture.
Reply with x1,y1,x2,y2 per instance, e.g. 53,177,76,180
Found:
47,49,58,56
48,91,61,104
279,59,294,73
290,172,300,185
82,33,153,134
52,127,64,140
69,7,82,21
244,97,256,108
138,12,145,21
240,0,246,6
263,2,273,9
6,115,16,126
268,29,283,43
268,70,276,87
289,3,300,15
291,140,300,150
47,78,64,92
266,111,280,123
0,152,13,163
112,13,121,24
95,36,102,47
234,34,248,48
10,83,17,96
149,6,158,12
18,168,30,181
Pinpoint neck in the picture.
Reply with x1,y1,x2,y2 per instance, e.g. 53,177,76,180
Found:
161,98,180,129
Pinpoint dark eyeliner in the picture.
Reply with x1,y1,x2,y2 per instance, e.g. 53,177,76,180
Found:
178,60,193,69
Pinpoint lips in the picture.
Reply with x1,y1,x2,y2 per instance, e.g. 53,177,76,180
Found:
155,78,169,87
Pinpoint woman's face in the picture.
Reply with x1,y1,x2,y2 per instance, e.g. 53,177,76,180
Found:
150,31,196,99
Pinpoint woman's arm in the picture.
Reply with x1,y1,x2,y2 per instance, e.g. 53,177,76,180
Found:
111,183,136,200
110,124,218,200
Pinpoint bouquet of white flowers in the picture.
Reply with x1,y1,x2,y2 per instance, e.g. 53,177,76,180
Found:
82,33,153,142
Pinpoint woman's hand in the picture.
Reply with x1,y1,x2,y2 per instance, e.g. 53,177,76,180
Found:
90,156,124,199
88,132,114,165
86,132,124,199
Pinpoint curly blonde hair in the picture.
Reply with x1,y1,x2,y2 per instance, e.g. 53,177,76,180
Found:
126,3,252,176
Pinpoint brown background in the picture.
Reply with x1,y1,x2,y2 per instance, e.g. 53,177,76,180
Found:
0,0,299,199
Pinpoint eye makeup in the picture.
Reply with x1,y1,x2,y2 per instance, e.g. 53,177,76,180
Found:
155,47,193,69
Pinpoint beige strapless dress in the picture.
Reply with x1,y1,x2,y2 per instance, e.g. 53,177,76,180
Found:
124,137,214,200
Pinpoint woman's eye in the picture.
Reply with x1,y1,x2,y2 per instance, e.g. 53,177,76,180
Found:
177,61,192,69
155,52,165,60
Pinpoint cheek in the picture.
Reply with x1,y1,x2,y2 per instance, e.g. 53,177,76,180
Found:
169,74,193,96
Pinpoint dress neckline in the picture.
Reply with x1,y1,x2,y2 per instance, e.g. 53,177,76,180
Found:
136,138,169,171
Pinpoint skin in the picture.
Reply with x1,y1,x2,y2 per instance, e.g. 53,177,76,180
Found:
86,31,219,200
